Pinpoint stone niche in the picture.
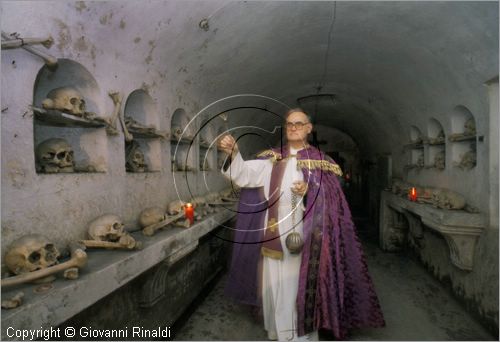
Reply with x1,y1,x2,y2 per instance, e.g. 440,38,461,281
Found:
198,120,216,172
449,105,477,170
425,118,446,170
33,59,108,174
123,89,163,173
405,125,424,170
170,108,196,172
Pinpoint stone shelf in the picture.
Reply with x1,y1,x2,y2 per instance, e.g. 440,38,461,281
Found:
33,107,107,128
380,191,485,271
448,134,476,142
404,142,424,149
128,127,169,139
1,207,237,340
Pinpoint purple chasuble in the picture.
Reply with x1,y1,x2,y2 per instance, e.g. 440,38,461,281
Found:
224,145,385,339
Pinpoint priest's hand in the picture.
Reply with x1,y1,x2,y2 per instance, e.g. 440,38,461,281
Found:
218,134,239,158
291,181,308,196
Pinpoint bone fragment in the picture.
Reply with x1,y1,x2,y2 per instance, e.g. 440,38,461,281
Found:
1,292,24,309
1,247,87,288
142,212,185,236
2,32,57,70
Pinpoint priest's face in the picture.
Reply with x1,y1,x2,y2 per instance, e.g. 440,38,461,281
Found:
285,111,312,145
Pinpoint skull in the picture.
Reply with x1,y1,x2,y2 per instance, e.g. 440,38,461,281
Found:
431,189,466,210
88,214,125,242
464,118,476,136
167,200,185,215
458,150,476,170
434,151,445,169
4,234,60,275
36,138,75,173
41,86,86,116
125,141,147,172
139,207,165,228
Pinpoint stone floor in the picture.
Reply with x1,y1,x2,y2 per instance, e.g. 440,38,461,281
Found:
172,217,496,341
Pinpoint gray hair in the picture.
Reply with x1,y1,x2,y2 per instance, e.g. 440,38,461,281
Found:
284,108,313,123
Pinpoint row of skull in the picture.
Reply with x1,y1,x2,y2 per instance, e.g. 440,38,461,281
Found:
3,187,240,279
411,149,476,170
390,178,475,211
411,119,477,145
35,138,148,173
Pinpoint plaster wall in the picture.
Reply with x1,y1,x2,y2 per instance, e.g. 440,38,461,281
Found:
0,1,231,255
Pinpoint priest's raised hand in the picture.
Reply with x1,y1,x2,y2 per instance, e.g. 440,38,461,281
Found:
217,134,239,158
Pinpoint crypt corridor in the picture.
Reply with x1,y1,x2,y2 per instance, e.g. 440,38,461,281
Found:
1,1,498,341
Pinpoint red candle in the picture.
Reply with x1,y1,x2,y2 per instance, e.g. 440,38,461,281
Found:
409,187,417,202
184,203,194,225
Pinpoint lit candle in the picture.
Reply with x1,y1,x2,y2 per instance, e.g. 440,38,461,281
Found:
409,187,417,202
184,203,194,224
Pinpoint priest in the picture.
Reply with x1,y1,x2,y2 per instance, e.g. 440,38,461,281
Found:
219,108,385,340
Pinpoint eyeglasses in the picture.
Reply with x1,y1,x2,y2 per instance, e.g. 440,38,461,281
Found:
285,121,310,130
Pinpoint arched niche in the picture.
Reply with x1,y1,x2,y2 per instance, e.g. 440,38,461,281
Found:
426,118,446,170
199,120,216,171
450,105,476,170
171,108,195,172
409,126,423,144
123,90,161,173
33,59,107,174
406,126,424,169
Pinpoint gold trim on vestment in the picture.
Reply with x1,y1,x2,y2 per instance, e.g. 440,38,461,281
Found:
297,159,343,176
256,149,281,162
261,246,283,260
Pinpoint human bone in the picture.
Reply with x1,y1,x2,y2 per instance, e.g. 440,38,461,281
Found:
1,292,24,309
416,187,436,204
139,207,166,228
80,236,142,250
2,245,87,288
1,34,53,49
2,32,57,70
125,141,147,172
35,138,75,173
431,189,466,210
109,91,133,141
458,150,476,170
434,151,445,169
167,200,185,215
142,212,185,236
175,218,191,228
87,214,125,242
464,118,476,136
63,267,79,280
4,234,60,276
41,86,86,116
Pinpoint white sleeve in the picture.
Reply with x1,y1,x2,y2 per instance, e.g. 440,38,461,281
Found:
221,152,271,188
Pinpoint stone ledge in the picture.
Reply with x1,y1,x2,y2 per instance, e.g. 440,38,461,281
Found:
1,207,236,340
380,191,485,271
